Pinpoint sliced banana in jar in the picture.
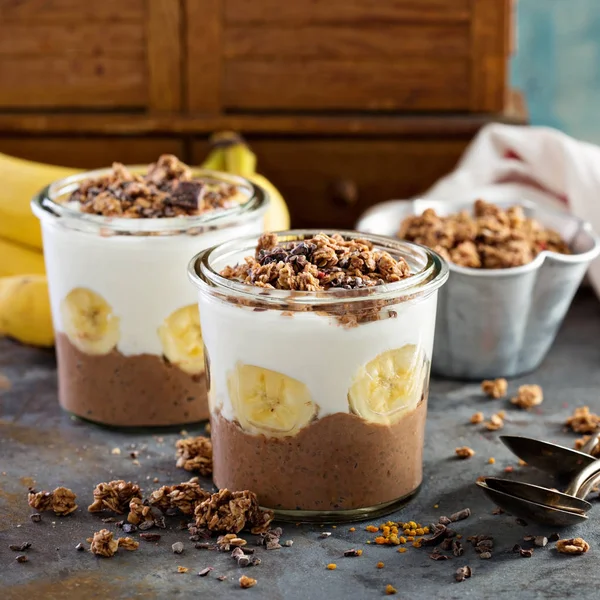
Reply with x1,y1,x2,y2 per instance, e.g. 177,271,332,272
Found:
227,364,317,437
158,304,205,375
348,344,426,425
60,287,120,355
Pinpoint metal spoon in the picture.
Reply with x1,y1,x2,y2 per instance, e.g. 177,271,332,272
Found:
476,480,589,526
476,458,600,526
500,433,600,479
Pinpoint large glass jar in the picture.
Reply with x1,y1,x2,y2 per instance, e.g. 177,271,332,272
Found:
189,230,448,522
32,167,268,427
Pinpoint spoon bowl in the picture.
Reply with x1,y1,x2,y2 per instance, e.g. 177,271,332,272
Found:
500,435,595,479
482,477,591,513
476,479,588,527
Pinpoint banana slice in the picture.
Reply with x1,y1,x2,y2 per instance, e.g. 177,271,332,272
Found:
60,287,120,355
348,345,426,425
158,304,204,375
228,364,317,437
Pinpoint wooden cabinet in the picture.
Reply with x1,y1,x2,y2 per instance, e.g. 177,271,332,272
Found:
0,0,524,228
191,0,510,113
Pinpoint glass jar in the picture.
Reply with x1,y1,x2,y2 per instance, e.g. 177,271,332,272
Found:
189,230,448,522
32,167,268,428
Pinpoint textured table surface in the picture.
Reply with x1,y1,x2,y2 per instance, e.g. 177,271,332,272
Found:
1,291,600,599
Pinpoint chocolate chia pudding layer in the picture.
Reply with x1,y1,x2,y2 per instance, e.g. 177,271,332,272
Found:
211,398,427,512
56,333,208,427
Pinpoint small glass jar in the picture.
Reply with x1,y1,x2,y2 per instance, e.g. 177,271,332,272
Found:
32,167,268,428
189,230,448,522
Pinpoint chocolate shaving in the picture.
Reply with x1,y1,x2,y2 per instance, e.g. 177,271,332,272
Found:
198,567,213,577
429,550,452,561
9,542,32,551
344,549,362,557
421,525,448,546
450,508,471,522
455,566,472,582
452,541,464,557
139,533,161,542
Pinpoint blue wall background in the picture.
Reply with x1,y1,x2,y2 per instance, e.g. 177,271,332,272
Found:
512,0,600,144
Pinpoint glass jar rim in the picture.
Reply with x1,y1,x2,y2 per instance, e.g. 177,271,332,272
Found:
31,166,268,236
188,229,449,307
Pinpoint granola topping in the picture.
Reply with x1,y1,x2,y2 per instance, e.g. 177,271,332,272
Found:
511,384,543,409
398,200,570,269
88,480,142,514
220,232,412,292
481,378,507,399
28,486,78,516
194,489,274,534
68,155,242,218
175,436,213,476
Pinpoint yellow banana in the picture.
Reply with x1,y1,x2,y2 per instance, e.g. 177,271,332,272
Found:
0,236,45,277
0,274,54,347
0,152,79,250
203,133,290,231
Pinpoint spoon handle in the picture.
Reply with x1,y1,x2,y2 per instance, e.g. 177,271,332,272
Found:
575,472,600,500
565,458,600,497
581,432,600,455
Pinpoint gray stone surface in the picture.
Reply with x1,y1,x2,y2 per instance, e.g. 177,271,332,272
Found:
1,291,600,599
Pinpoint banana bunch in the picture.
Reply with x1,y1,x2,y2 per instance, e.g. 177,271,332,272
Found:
0,275,54,347
0,136,289,348
0,152,77,276
200,131,290,232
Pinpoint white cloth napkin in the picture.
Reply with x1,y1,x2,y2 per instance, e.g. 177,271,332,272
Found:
421,123,600,297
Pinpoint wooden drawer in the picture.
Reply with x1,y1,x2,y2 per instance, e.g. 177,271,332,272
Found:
192,138,468,229
0,0,181,111
188,0,511,113
0,138,184,169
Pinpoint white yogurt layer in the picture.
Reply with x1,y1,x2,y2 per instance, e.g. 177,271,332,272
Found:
198,291,438,419
42,219,263,356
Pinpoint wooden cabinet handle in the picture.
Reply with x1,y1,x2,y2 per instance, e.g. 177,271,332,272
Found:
330,179,359,206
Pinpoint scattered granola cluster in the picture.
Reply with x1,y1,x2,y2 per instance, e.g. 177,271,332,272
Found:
69,155,241,218
556,537,590,555
398,200,570,269
565,406,600,433
127,497,164,529
28,486,78,516
88,480,142,514
194,489,274,535
511,385,543,409
221,232,412,292
455,446,475,459
481,378,507,399
149,481,210,516
87,529,139,557
176,436,213,476
484,411,505,431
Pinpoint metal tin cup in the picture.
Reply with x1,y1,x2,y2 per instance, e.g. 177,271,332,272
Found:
356,198,600,380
